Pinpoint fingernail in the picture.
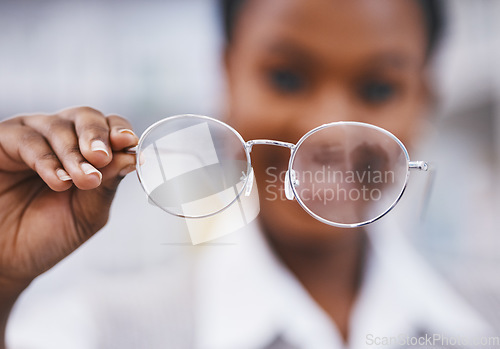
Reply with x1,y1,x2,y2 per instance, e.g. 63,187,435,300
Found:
91,140,109,156
118,129,136,137
81,163,102,181
56,168,72,182
119,165,135,177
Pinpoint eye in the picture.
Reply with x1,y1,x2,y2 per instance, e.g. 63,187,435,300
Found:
267,68,306,93
358,81,397,104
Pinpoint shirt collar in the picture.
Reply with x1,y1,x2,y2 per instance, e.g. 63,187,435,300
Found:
193,220,490,349
350,219,491,346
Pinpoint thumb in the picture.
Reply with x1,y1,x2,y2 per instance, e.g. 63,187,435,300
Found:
71,152,136,238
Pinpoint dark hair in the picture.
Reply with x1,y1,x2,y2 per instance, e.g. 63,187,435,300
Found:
220,0,444,57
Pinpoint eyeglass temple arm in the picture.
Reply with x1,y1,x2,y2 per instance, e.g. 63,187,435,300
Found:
127,145,429,170
409,160,428,171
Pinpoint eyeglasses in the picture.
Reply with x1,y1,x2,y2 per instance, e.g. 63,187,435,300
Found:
128,114,428,228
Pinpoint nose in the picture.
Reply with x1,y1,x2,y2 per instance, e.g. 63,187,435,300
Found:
296,85,355,132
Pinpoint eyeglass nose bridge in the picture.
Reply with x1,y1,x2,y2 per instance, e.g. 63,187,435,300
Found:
244,139,298,200
245,139,296,151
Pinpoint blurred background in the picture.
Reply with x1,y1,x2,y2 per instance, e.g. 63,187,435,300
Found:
1,0,500,333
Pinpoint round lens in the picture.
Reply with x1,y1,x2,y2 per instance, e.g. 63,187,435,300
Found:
136,115,250,218
290,122,409,227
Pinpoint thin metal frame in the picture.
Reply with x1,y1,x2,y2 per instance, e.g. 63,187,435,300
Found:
290,122,411,228
133,114,252,219
130,114,428,227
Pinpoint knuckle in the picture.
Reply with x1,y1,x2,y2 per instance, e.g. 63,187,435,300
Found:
107,114,131,128
80,124,109,137
62,143,82,158
107,114,127,122
59,106,104,120
75,106,104,118
33,152,57,170
46,118,73,135
20,128,42,146
7,115,23,124
38,151,58,161
1,116,24,129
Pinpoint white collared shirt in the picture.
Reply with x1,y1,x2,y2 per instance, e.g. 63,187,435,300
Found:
194,220,491,349
7,220,492,349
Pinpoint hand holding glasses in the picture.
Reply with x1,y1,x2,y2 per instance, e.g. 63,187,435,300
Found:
128,114,428,228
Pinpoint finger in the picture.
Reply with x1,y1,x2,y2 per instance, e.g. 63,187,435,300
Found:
100,152,137,190
106,114,139,151
0,124,73,192
0,117,32,171
23,115,103,190
61,107,112,168
72,152,136,232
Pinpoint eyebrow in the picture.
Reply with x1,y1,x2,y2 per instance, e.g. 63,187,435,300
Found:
366,55,414,69
264,41,417,71
264,41,318,65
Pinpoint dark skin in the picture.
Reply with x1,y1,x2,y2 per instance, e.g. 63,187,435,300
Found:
0,0,430,346
225,0,429,340
0,109,138,348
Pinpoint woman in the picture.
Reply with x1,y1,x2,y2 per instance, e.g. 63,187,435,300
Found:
0,0,491,348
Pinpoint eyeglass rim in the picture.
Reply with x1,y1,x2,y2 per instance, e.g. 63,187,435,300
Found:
135,114,413,226
135,114,252,219
288,121,411,228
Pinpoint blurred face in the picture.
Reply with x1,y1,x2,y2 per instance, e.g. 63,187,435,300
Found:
225,0,428,244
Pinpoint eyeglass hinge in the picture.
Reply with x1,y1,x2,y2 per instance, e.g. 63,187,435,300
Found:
125,146,137,155
284,169,299,200
409,161,428,171
244,168,254,196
